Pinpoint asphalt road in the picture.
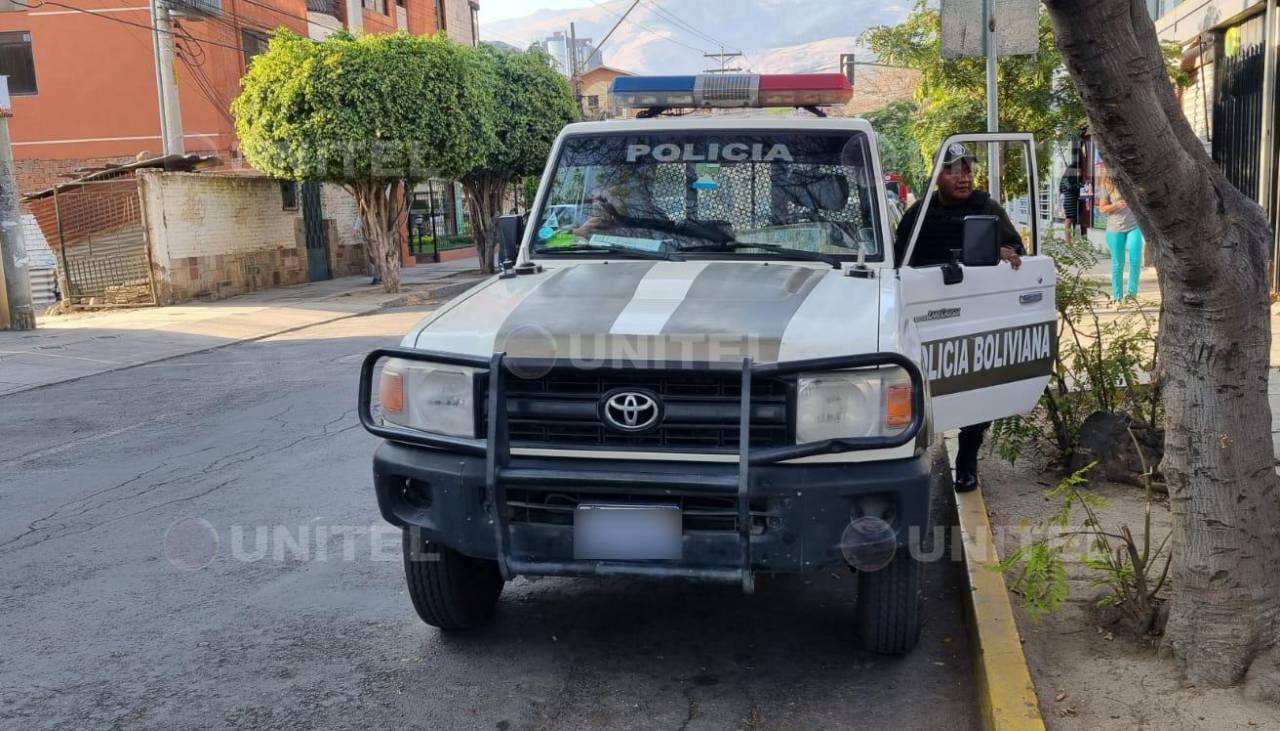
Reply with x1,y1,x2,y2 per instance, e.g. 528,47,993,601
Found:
0,308,977,731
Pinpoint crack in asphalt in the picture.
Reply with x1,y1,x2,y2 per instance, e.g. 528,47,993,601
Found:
0,413,361,556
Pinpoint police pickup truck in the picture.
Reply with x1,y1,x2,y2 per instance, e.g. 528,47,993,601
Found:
359,73,1055,654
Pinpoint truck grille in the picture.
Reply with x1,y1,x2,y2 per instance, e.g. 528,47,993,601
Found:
483,370,793,452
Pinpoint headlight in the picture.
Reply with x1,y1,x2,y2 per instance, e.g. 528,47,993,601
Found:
379,359,477,438
796,367,914,443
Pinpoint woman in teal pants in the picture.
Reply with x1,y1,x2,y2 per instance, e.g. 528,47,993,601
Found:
1096,176,1144,300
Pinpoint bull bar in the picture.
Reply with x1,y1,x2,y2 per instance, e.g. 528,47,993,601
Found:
359,348,927,593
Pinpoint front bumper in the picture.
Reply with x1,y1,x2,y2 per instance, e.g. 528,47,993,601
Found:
362,348,931,592
374,443,934,581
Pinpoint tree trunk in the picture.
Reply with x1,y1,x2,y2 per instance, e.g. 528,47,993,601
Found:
1045,0,1280,689
350,181,404,293
463,175,509,276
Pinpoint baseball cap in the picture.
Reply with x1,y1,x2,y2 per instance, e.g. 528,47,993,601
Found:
942,143,977,166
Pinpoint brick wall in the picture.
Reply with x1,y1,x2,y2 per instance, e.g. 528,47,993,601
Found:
139,172,368,303
15,156,138,197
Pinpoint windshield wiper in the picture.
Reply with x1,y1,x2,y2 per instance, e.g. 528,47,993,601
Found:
679,241,842,269
548,244,685,262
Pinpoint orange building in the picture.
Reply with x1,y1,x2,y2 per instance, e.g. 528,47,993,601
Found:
579,65,633,120
0,0,479,195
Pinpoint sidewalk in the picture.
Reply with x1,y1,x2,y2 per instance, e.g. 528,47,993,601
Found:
1078,238,1280,460
0,261,485,397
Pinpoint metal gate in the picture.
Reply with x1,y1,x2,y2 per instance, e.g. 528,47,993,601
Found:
301,181,331,282
1213,34,1266,202
47,178,157,307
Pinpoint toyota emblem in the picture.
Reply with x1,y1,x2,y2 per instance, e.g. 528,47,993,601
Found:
601,390,662,433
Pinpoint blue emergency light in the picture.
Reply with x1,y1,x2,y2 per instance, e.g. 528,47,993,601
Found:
611,73,853,111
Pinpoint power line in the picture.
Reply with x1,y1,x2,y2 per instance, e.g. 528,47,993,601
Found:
584,0,708,55
10,0,245,51
638,0,759,71
640,0,734,53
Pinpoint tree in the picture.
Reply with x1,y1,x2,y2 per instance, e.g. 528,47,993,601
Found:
461,46,578,275
863,100,928,194
233,31,493,292
1044,1,1280,694
863,1,1085,172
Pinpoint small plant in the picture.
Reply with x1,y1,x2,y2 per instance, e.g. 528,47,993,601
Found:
992,233,1161,468
999,431,1172,633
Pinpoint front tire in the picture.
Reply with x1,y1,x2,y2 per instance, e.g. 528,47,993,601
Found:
402,530,504,631
856,552,924,655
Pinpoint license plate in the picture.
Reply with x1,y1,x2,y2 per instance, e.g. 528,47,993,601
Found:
573,504,682,561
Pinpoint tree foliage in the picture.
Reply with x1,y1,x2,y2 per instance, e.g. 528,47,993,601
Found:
233,30,493,291
461,46,578,274
862,100,928,194
862,1,1085,168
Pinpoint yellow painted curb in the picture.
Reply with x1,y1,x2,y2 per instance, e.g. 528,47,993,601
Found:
955,487,1047,731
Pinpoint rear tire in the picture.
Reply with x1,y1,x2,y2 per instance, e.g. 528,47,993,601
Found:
402,530,504,631
856,552,924,655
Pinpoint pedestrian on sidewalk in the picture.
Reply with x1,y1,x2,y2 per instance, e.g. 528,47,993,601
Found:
1096,171,1143,301
1059,170,1080,238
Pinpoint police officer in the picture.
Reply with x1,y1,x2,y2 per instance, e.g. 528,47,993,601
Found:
892,143,1025,493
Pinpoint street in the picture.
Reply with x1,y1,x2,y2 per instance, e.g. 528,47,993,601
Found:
0,306,976,731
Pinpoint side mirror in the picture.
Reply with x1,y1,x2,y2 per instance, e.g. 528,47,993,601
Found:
961,215,1001,267
495,214,526,269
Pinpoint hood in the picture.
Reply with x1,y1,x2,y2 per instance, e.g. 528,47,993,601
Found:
410,261,881,364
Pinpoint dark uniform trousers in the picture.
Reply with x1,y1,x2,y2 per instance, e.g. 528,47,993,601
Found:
956,422,989,477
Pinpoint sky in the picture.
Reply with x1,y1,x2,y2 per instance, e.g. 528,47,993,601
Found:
478,0,594,24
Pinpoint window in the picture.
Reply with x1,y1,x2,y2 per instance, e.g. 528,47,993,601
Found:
434,0,445,30
362,0,387,14
586,95,600,109
241,29,269,71
534,131,884,261
280,181,298,210
0,31,36,95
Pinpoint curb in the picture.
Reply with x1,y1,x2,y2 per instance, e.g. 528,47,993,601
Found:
955,486,1047,731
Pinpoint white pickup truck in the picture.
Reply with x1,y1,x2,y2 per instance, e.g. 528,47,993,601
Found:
359,73,1055,655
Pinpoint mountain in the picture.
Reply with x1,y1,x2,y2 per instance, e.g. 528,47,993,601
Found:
481,0,910,75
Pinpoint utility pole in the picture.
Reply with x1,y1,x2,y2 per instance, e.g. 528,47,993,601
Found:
703,47,743,74
149,0,184,156
983,0,1000,201
568,23,583,109
0,78,34,331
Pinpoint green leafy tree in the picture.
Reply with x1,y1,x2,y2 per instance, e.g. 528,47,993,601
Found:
233,31,493,292
863,100,928,194
862,1,1085,172
461,46,577,274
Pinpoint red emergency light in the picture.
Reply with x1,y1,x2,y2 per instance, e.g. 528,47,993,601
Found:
611,73,852,111
758,74,853,107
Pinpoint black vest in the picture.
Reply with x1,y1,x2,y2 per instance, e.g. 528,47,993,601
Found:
901,191,998,267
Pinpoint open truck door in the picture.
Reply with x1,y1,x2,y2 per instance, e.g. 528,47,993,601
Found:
897,133,1056,433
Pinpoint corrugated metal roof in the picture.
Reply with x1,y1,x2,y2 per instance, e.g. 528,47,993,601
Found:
22,154,214,200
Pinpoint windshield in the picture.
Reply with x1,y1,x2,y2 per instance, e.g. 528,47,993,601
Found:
531,131,884,262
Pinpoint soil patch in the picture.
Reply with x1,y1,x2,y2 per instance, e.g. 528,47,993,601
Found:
979,454,1280,730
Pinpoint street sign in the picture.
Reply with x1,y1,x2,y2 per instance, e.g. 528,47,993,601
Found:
940,0,1040,59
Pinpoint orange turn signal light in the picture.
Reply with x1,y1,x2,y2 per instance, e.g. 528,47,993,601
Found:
886,383,913,429
381,370,404,414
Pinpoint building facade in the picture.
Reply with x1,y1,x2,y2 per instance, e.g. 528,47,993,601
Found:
536,30,601,77
0,0,476,196
1150,0,1280,287
578,65,632,120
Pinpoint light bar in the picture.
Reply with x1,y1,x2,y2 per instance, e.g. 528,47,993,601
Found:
611,73,852,111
